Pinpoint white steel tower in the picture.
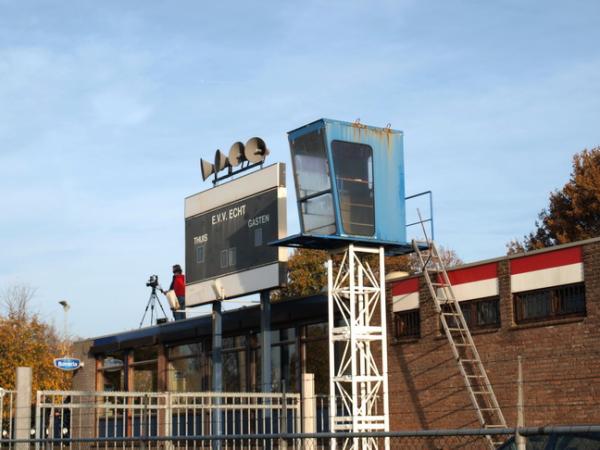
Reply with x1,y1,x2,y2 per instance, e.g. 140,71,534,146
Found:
328,244,390,450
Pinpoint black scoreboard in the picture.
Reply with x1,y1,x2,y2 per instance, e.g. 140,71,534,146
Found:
185,188,279,284
184,163,286,305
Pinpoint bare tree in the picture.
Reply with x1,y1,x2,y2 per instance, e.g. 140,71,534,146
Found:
408,244,464,272
1,283,37,320
0,283,70,391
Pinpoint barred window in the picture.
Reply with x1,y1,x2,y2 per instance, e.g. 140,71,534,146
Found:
394,309,420,339
514,282,585,323
441,297,500,331
465,297,500,329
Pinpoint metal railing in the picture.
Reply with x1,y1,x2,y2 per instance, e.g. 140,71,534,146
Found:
405,190,434,241
35,390,301,449
0,388,16,447
5,426,600,450
314,395,329,433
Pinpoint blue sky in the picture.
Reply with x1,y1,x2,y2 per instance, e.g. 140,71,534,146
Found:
1,0,599,338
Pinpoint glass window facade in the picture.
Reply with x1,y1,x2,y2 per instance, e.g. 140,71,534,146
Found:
132,364,157,392
167,342,208,392
303,323,328,394
130,346,159,392
97,323,329,396
100,353,126,392
271,343,298,392
133,346,158,362
222,336,247,392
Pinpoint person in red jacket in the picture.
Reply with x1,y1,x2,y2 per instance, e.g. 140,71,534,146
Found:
166,264,186,320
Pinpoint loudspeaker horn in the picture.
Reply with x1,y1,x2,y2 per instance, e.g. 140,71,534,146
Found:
214,149,231,172
244,137,269,164
200,158,215,181
228,141,246,167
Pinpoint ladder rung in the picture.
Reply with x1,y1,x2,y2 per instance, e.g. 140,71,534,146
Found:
417,239,506,435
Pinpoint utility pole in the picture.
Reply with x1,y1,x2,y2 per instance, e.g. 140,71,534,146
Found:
58,300,70,355
516,355,525,450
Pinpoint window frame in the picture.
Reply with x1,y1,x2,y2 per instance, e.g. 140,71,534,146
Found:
513,282,586,324
462,296,501,331
393,309,421,340
290,129,337,235
330,139,376,237
440,296,501,332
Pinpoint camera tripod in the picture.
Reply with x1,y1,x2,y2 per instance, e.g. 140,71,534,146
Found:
139,285,169,328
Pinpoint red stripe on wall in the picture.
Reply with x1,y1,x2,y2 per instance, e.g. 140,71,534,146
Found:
445,263,498,285
391,278,419,296
435,263,498,285
510,246,582,275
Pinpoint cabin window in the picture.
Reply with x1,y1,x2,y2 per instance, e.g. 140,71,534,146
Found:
331,141,375,236
290,130,336,234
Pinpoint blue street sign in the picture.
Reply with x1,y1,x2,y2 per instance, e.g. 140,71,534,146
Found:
53,357,82,371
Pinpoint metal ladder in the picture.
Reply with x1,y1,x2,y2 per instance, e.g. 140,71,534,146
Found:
412,239,507,449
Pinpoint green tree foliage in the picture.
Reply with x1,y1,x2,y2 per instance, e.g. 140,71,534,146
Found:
0,284,71,394
275,245,462,299
274,249,329,299
508,147,600,253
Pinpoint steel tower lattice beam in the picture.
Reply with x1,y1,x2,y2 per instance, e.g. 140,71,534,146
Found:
328,245,390,450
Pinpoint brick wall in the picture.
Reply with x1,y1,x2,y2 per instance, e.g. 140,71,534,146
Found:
71,339,97,392
70,339,98,438
386,240,600,430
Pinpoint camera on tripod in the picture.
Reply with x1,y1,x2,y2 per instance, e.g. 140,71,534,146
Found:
146,275,159,288
140,274,168,328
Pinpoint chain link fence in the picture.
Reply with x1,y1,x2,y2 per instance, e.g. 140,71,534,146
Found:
2,426,600,450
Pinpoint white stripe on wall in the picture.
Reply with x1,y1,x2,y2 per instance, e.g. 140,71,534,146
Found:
441,278,499,302
511,262,583,293
392,292,419,312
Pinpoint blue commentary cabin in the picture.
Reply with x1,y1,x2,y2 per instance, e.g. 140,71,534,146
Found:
276,118,410,253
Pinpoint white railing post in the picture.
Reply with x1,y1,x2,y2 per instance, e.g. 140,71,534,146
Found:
15,367,32,450
301,373,316,449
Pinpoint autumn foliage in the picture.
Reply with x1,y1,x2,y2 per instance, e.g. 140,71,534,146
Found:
275,246,462,299
508,147,600,253
0,284,70,394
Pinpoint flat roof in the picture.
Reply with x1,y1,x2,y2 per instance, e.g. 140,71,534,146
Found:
90,237,600,352
89,294,327,354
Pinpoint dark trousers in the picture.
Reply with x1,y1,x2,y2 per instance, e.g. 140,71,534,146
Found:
173,296,186,320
